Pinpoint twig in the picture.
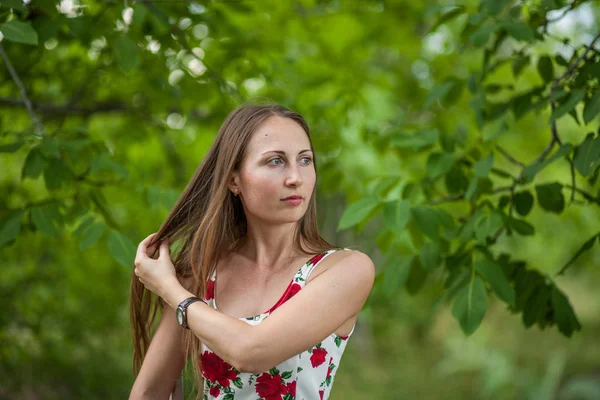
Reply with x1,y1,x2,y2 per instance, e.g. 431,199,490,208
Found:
492,185,513,194
143,2,243,102
545,1,581,24
426,193,464,205
552,32,600,91
568,156,576,203
0,97,129,116
0,44,46,136
495,145,525,167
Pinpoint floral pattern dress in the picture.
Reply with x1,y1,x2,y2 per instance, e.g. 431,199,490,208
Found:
200,248,355,400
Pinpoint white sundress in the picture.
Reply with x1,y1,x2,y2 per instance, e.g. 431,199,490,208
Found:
199,248,355,400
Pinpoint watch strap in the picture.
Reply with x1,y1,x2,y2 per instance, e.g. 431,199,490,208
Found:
177,296,206,329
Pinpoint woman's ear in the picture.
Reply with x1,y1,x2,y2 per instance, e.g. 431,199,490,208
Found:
229,173,240,196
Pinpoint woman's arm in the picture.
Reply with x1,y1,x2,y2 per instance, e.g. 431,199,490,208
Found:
129,302,193,400
160,250,374,374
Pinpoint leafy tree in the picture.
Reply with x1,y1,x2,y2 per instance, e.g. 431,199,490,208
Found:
1,0,599,397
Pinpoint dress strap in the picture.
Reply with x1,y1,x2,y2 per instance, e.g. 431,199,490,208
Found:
302,248,350,282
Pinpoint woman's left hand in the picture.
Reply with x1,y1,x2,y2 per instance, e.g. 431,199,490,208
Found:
134,233,178,298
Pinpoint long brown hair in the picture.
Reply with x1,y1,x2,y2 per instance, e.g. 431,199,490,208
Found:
129,103,337,396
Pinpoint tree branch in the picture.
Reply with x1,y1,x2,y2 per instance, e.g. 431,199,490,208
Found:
0,44,46,136
495,145,525,167
0,97,130,116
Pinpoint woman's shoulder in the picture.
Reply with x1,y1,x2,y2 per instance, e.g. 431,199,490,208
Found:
325,247,373,264
308,248,374,280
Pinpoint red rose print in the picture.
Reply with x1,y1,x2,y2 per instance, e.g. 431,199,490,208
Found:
255,372,287,400
201,351,238,387
319,389,324,400
266,283,302,314
326,357,334,378
309,252,326,266
285,381,296,397
205,279,215,301
339,335,348,340
209,386,220,397
310,347,328,368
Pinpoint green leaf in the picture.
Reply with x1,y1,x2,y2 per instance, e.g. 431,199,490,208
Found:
445,167,469,194
537,56,554,82
334,336,342,347
22,147,47,179
391,129,439,151
79,222,106,250
0,20,38,45
382,199,411,235
90,154,129,179
514,191,534,216
535,182,564,213
132,4,148,25
583,93,600,125
223,394,234,400
430,6,465,32
521,144,573,183
115,35,139,72
337,198,380,230
232,377,243,389
550,89,585,122
502,19,534,42
512,54,530,77
281,370,292,379
0,211,23,247
147,186,181,210
269,367,280,375
470,22,498,47
452,276,487,335
44,158,74,191
474,153,494,177
558,233,598,274
107,231,137,268
506,216,535,236
522,285,549,327
420,242,441,271
381,256,412,298
426,152,454,179
411,206,440,242
1,0,27,11
475,260,515,306
555,54,569,67
424,82,454,108
474,213,502,243
73,215,95,237
574,133,600,177
405,256,428,295
551,287,581,337
0,141,24,153
465,178,479,202
31,204,61,236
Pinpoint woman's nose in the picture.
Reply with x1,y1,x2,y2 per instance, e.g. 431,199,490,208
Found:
286,165,303,186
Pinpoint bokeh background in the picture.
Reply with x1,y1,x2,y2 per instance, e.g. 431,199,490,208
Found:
1,0,599,399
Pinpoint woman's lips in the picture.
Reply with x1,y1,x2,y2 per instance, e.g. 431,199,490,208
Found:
282,197,302,205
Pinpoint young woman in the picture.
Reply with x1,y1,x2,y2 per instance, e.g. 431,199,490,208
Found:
129,104,375,400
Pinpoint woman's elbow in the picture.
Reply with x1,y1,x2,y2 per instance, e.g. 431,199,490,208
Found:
129,383,173,400
233,334,268,374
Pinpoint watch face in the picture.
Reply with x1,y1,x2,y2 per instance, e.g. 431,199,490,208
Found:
176,308,183,325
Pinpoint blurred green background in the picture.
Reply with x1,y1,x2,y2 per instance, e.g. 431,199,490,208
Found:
1,0,599,399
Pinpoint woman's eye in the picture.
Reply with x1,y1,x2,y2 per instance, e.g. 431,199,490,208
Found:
301,157,313,165
268,157,283,165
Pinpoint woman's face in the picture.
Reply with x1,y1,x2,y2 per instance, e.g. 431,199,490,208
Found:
231,116,316,225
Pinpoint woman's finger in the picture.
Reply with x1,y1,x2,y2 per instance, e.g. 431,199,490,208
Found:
137,233,158,257
158,240,170,260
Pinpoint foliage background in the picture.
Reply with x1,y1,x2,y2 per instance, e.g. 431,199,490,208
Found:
1,0,599,399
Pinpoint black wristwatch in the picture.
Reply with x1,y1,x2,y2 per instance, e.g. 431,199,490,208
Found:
176,297,206,329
